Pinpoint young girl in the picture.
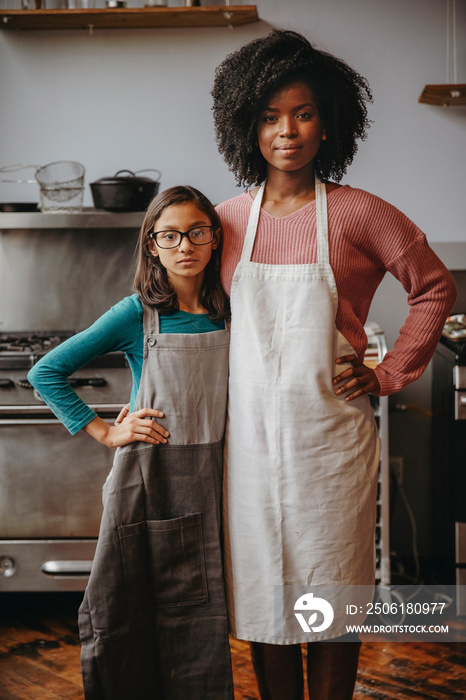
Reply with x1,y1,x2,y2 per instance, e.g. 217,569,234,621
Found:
28,186,233,700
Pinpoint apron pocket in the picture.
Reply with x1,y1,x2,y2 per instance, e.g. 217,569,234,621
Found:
147,513,208,608
118,513,208,617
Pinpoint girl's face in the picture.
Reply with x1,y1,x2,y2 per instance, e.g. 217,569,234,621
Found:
257,82,324,178
149,202,218,286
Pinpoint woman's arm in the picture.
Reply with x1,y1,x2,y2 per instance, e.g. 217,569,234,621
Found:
333,237,456,398
333,191,457,397
371,237,456,396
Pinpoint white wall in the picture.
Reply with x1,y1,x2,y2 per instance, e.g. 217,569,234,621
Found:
1,0,466,562
1,0,465,242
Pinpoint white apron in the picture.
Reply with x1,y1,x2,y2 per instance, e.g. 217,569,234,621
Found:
224,177,380,644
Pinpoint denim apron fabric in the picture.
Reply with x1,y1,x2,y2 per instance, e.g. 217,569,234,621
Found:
224,177,380,644
79,305,233,699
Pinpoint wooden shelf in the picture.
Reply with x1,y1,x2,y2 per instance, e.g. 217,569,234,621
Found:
0,5,259,30
418,83,466,107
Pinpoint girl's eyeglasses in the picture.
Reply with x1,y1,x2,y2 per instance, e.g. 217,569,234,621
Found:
149,226,214,249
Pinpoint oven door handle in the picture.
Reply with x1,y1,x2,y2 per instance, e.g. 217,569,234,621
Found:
41,560,93,577
0,418,119,426
0,418,64,425
0,403,127,425
455,392,466,421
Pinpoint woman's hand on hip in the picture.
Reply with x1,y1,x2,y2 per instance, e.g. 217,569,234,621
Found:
83,409,169,447
333,355,381,401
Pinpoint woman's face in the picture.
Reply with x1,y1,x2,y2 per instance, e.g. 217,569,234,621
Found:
256,82,324,178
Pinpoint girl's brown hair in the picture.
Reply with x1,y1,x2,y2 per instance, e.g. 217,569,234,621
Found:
133,185,230,323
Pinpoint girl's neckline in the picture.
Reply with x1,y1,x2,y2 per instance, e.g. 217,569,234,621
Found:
246,183,349,221
164,309,208,317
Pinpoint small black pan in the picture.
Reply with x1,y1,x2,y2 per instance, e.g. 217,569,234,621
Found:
90,169,161,212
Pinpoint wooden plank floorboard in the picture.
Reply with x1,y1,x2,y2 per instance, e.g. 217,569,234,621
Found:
0,594,84,700
0,653,83,699
355,641,466,700
0,594,465,699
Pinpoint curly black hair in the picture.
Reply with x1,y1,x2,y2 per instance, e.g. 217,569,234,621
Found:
211,29,372,187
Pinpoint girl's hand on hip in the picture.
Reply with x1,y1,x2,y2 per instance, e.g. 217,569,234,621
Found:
114,403,130,425
333,355,381,401
84,409,169,448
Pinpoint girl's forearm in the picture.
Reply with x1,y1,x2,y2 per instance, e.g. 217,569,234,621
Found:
83,416,112,446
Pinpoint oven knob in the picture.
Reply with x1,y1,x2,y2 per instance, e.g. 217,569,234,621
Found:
68,376,107,388
17,378,33,389
0,378,14,389
0,556,16,577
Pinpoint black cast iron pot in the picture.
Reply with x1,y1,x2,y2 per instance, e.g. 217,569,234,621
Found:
90,169,161,212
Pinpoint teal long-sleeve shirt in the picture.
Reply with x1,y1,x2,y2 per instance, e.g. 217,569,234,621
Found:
27,294,224,435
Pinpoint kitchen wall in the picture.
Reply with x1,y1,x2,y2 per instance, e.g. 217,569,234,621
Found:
1,0,466,564
1,0,465,230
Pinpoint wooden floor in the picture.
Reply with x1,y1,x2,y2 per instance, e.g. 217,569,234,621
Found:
0,593,465,699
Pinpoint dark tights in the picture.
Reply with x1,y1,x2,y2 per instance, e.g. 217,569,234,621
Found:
249,635,361,700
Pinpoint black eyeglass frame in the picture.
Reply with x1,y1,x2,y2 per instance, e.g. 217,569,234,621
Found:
148,226,215,249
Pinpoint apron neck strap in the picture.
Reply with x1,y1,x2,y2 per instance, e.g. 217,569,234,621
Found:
142,303,160,335
315,175,329,264
241,174,329,264
240,181,265,263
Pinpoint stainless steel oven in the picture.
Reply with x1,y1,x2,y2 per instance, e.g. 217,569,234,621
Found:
0,332,132,591
0,216,141,592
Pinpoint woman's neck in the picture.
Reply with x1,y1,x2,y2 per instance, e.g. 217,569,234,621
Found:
266,166,316,200
252,167,340,218
259,167,317,218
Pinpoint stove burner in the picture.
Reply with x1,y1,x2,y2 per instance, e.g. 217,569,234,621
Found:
0,332,74,356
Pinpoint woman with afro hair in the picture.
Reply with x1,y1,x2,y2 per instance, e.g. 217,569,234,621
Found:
212,29,456,700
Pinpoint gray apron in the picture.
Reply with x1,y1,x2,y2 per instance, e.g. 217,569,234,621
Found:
224,177,380,644
79,304,233,699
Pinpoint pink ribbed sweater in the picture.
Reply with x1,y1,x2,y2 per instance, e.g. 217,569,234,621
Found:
217,185,457,396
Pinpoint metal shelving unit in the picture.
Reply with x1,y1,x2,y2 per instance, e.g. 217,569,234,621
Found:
364,322,390,586
0,208,144,230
